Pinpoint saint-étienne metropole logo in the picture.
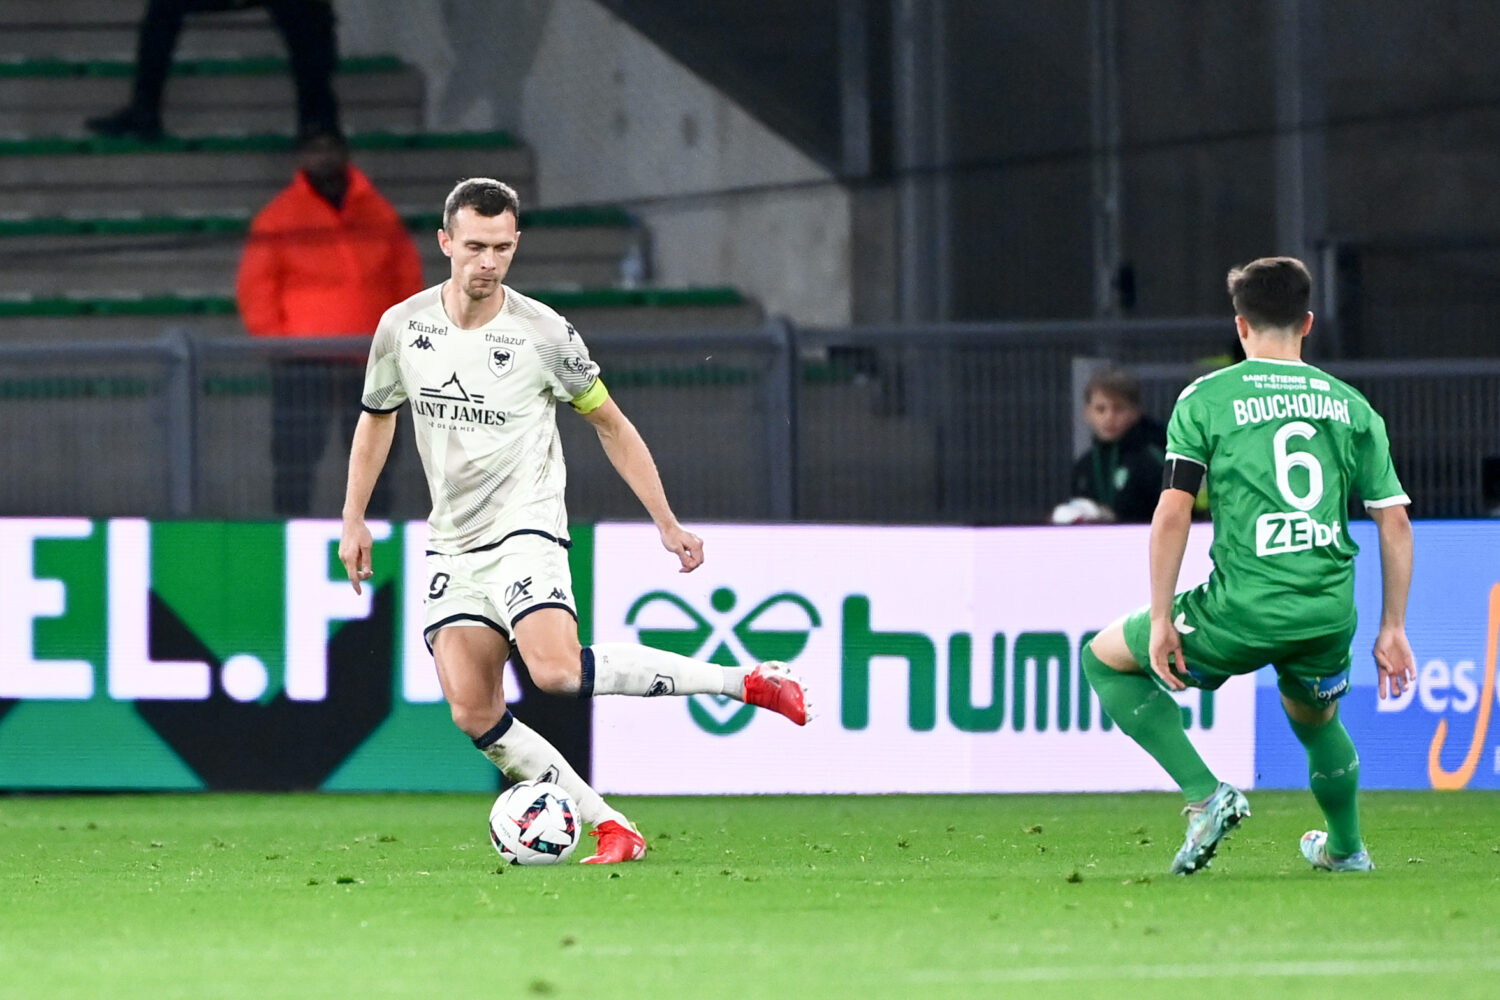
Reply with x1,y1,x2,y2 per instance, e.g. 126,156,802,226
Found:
624,587,820,735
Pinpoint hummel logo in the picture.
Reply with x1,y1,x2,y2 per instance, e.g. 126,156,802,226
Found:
624,586,821,736
691,693,754,732
409,335,435,350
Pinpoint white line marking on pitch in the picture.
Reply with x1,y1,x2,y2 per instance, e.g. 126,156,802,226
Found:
909,957,1500,983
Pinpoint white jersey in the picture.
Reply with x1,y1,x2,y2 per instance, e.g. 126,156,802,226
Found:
361,283,602,553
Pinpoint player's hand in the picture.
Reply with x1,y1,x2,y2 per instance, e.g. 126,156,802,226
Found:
660,523,704,573
1147,616,1188,691
339,519,375,594
1373,625,1416,699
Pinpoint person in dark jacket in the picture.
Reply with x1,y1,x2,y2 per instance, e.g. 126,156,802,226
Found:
85,0,339,142
1056,368,1167,524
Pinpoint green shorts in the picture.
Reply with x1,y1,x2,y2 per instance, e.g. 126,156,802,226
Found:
1121,585,1355,708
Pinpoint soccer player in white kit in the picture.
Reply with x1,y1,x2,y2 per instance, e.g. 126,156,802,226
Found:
338,179,808,863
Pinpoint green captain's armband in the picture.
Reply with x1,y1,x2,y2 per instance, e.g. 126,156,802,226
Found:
570,378,610,414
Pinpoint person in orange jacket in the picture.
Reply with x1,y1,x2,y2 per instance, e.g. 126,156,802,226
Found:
236,127,424,515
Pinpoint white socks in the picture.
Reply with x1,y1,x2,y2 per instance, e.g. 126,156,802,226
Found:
478,714,624,828
589,642,749,698
471,644,762,829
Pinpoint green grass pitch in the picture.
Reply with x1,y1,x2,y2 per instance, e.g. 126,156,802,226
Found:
2,790,1496,999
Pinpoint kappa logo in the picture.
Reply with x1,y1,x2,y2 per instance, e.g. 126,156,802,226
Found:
549,587,568,601
624,586,820,735
488,348,515,379
409,335,435,351
504,577,534,610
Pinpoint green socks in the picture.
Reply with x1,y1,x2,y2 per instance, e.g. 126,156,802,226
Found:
1081,644,1219,802
1287,710,1363,858
1081,641,1365,858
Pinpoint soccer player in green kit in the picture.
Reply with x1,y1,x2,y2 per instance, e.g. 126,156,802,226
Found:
1083,256,1418,875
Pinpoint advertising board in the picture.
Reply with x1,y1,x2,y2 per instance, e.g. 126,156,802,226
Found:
7,516,1484,794
0,518,590,790
1253,521,1500,790
591,523,1256,794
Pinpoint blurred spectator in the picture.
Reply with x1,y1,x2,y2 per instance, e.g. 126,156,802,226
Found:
236,128,424,516
1053,367,1167,524
86,0,340,142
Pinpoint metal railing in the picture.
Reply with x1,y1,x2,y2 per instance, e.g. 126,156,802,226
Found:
1135,358,1500,520
2,321,1495,523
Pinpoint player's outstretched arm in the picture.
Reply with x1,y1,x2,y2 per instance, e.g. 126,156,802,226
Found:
339,410,398,594
1370,503,1416,699
1146,488,1195,690
581,397,703,573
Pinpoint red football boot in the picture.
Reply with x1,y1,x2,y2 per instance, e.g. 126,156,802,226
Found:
743,661,811,726
580,820,647,864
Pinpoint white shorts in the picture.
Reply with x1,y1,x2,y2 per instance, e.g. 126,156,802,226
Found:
422,532,577,649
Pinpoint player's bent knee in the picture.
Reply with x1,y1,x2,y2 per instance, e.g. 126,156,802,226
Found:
446,690,509,739
524,653,582,696
1281,693,1337,727
449,702,496,739
1088,620,1140,673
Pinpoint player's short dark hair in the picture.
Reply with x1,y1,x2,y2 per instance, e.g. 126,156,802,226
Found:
443,178,521,232
1226,256,1312,330
1083,367,1142,407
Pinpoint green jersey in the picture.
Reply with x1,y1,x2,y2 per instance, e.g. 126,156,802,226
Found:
1166,357,1408,640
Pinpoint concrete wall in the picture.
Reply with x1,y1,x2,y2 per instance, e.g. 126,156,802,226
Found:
337,0,1500,348
339,0,852,326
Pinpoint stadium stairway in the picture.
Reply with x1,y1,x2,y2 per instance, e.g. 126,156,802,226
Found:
2,0,299,64
0,208,640,295
0,0,763,340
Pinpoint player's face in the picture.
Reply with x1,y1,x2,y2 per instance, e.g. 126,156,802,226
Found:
440,208,520,301
1084,392,1140,443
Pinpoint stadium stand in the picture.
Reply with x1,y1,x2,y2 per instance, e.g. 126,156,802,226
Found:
0,1,765,519
0,0,763,339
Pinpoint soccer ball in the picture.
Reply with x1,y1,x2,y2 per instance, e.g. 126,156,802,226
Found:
488,779,579,865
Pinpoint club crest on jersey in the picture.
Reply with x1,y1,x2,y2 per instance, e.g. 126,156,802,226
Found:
488,347,516,379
